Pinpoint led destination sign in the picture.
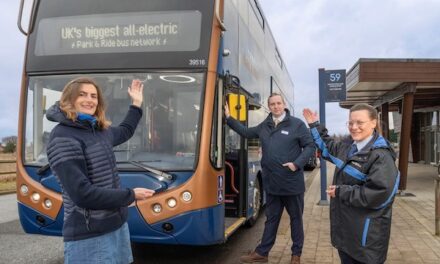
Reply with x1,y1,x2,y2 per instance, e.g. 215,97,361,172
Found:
35,11,202,56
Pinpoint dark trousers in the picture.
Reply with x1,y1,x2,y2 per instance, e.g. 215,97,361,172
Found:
338,250,383,264
338,250,364,264
255,193,304,256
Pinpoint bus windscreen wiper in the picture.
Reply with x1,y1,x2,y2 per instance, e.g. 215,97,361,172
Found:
37,163,51,175
121,161,173,182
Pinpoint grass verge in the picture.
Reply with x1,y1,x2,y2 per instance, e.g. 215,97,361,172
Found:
0,180,16,195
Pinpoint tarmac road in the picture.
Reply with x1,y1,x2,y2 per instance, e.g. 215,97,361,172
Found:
0,213,265,264
0,194,63,263
0,171,312,264
0,194,265,264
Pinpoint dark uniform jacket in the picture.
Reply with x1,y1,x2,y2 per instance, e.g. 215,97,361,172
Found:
226,109,315,195
309,122,399,264
46,104,141,241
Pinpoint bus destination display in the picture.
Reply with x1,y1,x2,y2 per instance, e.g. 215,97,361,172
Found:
35,11,202,56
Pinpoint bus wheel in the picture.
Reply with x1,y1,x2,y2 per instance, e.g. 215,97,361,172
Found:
246,179,261,227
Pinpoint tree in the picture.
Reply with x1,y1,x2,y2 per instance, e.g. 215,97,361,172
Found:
389,129,398,143
3,141,16,153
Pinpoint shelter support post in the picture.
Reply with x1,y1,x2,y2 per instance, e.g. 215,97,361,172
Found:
380,103,389,139
411,113,422,162
436,175,440,235
398,87,415,191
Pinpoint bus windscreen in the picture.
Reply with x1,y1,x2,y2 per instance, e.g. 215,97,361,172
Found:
35,10,202,56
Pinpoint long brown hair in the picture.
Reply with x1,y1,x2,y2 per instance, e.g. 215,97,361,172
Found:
59,77,111,129
349,103,381,134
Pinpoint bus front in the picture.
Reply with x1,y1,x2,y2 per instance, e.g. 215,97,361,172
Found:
17,0,227,245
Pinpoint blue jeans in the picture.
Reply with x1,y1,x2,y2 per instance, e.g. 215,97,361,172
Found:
64,222,133,264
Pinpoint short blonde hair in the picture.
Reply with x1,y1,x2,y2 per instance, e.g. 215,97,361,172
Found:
267,93,286,105
59,77,111,129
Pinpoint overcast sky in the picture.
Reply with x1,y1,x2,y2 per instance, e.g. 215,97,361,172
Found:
259,0,440,135
1,0,440,139
0,1,26,140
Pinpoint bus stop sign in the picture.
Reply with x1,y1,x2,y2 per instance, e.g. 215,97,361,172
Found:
322,69,346,102
317,68,346,206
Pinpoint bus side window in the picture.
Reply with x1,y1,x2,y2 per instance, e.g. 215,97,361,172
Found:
210,79,224,168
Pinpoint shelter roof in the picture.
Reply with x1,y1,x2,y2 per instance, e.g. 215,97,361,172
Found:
340,58,440,112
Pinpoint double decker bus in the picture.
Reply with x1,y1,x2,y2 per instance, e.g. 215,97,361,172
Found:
16,0,294,245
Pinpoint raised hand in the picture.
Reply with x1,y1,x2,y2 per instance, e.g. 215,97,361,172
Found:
128,79,144,107
302,108,319,124
224,102,230,118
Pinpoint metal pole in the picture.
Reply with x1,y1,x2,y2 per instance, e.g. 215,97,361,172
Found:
317,68,328,206
435,175,440,236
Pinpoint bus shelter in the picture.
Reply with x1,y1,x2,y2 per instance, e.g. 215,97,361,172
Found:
340,59,440,192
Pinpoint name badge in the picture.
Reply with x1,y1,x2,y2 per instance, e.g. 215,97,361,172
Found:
281,130,289,135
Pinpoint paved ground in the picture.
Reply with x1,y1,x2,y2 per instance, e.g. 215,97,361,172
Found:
0,192,18,224
3,165,439,263
260,163,440,264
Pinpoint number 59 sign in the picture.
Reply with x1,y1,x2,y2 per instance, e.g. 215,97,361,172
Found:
321,69,346,102
317,68,346,205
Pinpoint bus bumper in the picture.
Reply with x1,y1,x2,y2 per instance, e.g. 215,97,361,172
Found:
18,201,225,246
129,204,225,245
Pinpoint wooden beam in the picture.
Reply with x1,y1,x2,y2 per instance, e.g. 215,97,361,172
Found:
349,89,392,92
380,103,389,139
411,113,421,162
398,90,415,191
359,61,440,83
372,82,417,108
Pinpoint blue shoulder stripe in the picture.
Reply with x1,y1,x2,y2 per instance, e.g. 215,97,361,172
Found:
361,218,370,247
374,172,400,209
344,165,367,182
311,127,366,182
372,135,389,149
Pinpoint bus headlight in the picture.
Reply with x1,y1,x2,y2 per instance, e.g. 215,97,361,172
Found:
182,191,192,202
31,192,40,202
20,185,29,195
43,199,52,209
152,203,162,213
167,198,177,208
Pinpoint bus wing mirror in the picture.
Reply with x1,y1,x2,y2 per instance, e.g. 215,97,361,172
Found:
228,94,247,121
224,73,241,90
248,93,261,110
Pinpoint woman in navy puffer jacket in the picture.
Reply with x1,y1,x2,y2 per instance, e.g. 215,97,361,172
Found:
47,77,155,264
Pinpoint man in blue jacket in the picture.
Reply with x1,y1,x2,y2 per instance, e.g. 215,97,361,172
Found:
225,93,315,264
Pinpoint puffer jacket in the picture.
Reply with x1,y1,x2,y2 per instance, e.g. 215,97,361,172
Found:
46,103,142,241
226,109,315,195
309,122,399,264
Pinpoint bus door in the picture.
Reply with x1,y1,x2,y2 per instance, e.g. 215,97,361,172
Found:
224,92,247,220
223,75,262,226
